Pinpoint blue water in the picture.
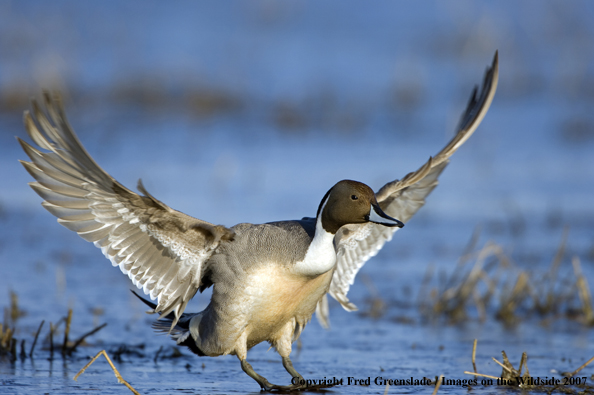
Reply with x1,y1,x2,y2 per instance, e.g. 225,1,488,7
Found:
1,2,594,394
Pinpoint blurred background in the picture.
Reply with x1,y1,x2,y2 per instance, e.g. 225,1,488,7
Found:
1,1,594,393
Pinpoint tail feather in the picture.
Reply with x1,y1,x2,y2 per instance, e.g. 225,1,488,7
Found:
131,290,205,356
131,290,188,333
131,289,158,310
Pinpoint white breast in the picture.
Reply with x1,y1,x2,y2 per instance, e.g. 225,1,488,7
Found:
293,216,336,276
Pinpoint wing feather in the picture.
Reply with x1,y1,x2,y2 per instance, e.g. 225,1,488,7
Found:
19,92,235,330
321,52,499,323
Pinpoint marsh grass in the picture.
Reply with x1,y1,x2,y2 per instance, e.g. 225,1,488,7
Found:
0,295,106,362
464,340,594,393
0,322,16,361
73,349,141,395
418,228,594,326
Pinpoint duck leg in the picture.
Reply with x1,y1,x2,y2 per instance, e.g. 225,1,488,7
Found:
274,322,338,391
241,357,308,392
235,330,303,391
240,359,275,391
278,355,336,391
236,334,286,391
281,356,304,383
237,323,337,391
274,321,306,388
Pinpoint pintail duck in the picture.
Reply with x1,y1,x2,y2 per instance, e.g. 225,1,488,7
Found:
18,52,498,391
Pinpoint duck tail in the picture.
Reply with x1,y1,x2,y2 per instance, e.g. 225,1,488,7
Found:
131,290,188,336
131,290,205,356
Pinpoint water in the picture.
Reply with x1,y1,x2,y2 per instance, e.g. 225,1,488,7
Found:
1,1,594,394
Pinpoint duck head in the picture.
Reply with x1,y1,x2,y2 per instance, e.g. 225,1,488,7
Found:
317,180,404,234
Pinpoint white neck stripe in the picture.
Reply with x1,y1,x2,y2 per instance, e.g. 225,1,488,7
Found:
293,201,336,276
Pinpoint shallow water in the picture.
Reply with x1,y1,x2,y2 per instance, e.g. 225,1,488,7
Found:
2,2,594,394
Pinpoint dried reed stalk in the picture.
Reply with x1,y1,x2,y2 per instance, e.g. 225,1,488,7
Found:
73,350,141,395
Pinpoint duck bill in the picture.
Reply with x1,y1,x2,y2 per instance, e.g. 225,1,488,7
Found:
368,203,404,228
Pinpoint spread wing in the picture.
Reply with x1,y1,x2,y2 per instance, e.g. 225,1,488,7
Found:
319,52,499,325
18,93,234,329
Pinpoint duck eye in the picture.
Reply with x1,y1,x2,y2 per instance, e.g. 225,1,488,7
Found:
351,195,358,200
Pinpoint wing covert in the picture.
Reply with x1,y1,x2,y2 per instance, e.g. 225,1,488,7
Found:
19,92,234,329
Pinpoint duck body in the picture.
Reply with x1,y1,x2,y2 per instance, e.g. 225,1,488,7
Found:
195,218,330,357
